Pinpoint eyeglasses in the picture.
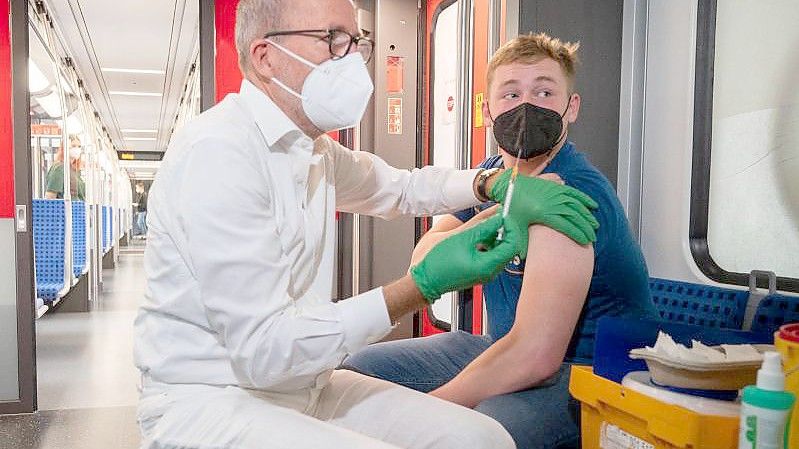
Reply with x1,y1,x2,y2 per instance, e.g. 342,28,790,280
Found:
264,29,374,63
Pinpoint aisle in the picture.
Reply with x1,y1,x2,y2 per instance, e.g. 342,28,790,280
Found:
0,245,146,449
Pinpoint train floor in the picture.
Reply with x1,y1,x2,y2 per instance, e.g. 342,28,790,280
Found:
0,239,146,449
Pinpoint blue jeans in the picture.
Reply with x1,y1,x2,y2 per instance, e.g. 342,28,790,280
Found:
136,211,148,236
341,331,579,449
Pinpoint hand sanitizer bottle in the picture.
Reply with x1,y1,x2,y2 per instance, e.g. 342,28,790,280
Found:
738,352,796,449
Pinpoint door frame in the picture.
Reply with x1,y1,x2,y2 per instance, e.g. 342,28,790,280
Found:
420,0,497,336
1,0,37,415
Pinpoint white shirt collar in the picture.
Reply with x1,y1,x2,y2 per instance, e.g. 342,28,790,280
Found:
239,79,306,148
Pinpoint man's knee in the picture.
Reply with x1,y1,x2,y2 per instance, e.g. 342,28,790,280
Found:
474,394,577,449
446,412,516,449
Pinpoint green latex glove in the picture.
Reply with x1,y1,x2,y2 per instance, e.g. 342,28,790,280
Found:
489,170,600,252
410,215,522,303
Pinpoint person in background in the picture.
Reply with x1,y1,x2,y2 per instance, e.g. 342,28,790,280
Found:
133,182,148,237
45,134,85,201
343,32,655,449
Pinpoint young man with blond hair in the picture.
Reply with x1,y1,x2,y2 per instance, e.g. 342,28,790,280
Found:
344,33,655,449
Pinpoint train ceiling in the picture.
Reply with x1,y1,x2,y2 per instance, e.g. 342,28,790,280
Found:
46,0,199,162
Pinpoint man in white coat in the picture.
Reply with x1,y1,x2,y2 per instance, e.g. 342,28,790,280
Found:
133,0,598,447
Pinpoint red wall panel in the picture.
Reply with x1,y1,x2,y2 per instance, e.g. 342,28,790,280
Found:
0,0,15,218
215,0,243,102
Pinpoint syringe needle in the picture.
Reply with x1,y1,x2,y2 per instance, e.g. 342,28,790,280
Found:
496,155,521,242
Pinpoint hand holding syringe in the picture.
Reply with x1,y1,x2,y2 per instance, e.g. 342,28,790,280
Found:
495,155,522,242
495,160,569,243
485,121,597,247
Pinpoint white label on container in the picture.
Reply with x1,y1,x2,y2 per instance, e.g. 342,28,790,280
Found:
739,403,789,449
600,423,655,449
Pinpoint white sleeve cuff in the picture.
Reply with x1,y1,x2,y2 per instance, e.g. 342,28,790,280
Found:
443,168,482,210
337,287,393,354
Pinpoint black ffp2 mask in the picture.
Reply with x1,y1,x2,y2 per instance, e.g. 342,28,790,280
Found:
491,101,569,159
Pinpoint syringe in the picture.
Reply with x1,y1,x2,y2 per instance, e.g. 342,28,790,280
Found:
496,154,522,242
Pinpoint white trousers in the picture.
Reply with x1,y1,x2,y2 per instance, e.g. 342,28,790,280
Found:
138,369,515,449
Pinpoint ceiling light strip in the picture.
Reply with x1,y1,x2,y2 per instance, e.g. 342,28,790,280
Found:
101,67,166,75
110,91,163,97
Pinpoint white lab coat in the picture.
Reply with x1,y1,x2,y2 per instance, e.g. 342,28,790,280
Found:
133,80,514,449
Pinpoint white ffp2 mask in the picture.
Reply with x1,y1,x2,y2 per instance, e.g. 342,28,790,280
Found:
268,39,374,132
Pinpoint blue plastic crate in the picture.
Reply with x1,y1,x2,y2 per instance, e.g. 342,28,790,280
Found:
593,316,774,383
649,277,749,329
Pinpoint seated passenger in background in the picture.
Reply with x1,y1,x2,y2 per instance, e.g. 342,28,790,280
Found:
45,134,85,201
342,32,656,449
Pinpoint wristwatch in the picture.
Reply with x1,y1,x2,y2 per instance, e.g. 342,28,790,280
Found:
475,167,501,202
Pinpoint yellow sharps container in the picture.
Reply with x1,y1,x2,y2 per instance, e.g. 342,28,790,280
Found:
775,323,799,449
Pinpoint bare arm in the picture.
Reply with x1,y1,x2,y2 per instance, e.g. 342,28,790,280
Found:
430,225,594,408
381,275,428,323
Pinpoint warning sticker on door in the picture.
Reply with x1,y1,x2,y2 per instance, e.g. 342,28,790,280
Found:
388,97,402,135
386,56,404,94
599,423,654,449
474,92,484,127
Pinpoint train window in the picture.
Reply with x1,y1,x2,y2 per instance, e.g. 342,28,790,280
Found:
28,17,88,203
691,0,799,292
173,55,202,135
29,24,61,200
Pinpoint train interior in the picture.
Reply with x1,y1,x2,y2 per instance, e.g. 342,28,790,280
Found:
0,0,798,448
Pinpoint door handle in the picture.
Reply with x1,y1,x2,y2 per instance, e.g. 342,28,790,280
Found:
15,205,27,232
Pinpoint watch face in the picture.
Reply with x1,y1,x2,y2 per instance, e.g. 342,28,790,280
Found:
478,169,497,201
480,169,498,185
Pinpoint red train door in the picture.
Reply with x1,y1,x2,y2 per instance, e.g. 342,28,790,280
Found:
420,0,502,336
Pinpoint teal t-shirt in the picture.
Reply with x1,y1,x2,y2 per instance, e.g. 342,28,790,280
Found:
453,142,655,364
45,162,86,200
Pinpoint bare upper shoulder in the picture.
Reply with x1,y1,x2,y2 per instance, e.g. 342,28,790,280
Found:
526,225,594,275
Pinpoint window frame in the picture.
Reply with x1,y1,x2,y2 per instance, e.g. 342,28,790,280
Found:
690,0,799,293
420,0,467,333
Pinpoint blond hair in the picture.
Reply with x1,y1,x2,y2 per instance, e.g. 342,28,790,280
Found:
487,32,580,90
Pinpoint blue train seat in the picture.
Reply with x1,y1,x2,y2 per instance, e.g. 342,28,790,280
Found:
649,277,749,329
750,293,799,334
32,199,66,302
72,201,87,277
109,207,114,248
102,206,108,252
